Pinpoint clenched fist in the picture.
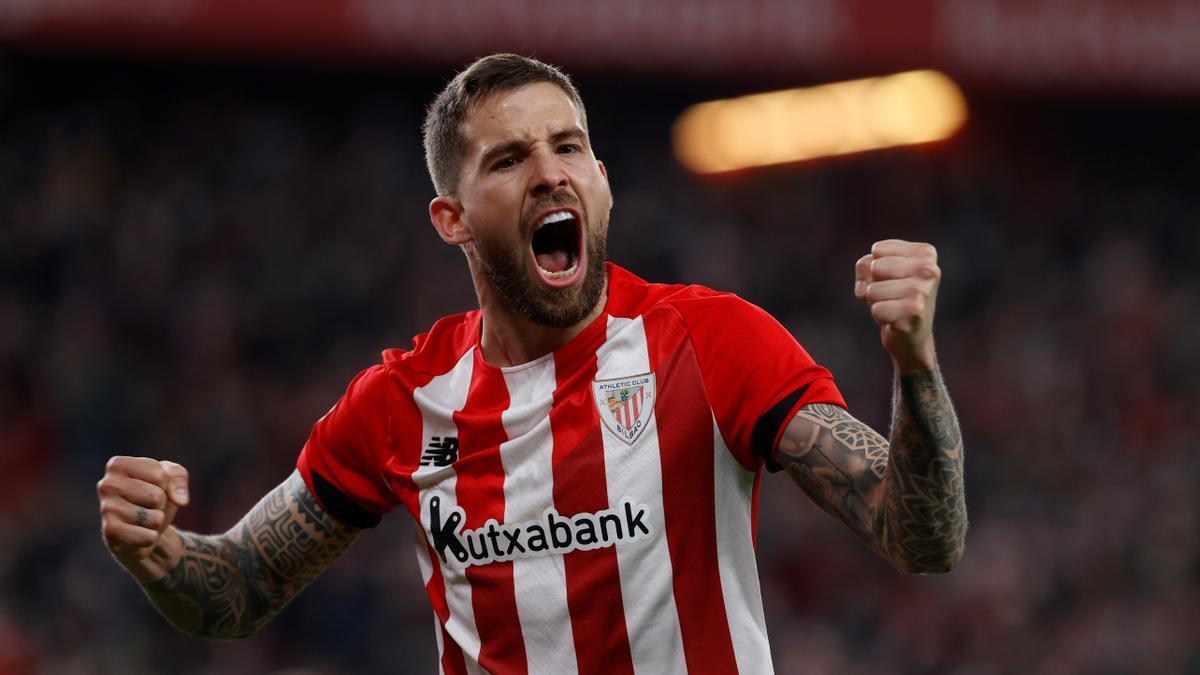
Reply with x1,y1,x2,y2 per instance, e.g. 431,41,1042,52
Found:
855,239,940,374
97,456,189,574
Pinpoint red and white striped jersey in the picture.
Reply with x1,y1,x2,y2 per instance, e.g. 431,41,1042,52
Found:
297,263,845,674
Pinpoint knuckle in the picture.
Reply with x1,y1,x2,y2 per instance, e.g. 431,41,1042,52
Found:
101,517,121,537
146,509,165,529
150,489,168,510
105,456,125,473
147,465,166,484
96,479,116,497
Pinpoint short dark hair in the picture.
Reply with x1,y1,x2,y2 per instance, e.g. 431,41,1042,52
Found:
422,53,588,196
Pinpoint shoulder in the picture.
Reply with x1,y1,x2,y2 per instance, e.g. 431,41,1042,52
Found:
606,263,775,331
379,310,481,377
606,263,754,317
331,310,480,411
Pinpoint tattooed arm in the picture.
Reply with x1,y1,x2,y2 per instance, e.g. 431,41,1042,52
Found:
774,239,966,573
99,461,362,639
775,370,966,574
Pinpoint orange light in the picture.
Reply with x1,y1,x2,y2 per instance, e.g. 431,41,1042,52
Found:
673,70,968,174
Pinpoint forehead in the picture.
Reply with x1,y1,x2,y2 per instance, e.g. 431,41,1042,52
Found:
462,82,585,154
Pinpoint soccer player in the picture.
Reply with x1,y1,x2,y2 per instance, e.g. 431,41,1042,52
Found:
97,54,966,673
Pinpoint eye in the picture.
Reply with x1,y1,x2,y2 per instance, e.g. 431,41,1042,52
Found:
492,156,519,171
557,144,581,155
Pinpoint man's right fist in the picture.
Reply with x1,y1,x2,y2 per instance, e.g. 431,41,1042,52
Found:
97,456,190,563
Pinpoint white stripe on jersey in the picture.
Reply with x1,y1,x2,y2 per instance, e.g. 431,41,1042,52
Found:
433,611,446,675
597,316,687,673
412,349,485,675
712,417,774,675
499,359,579,675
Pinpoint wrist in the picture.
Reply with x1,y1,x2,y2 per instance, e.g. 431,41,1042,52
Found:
891,342,937,376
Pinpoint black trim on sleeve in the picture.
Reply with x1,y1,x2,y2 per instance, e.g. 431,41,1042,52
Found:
752,383,812,473
310,470,383,529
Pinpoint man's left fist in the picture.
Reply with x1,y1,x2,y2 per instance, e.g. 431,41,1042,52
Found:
855,239,940,374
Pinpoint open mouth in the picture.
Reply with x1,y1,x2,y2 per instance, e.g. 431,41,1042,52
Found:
530,209,583,286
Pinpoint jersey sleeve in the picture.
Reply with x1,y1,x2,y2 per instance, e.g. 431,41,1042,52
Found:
672,291,847,472
296,364,399,528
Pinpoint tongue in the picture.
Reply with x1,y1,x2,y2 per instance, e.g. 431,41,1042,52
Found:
536,251,571,274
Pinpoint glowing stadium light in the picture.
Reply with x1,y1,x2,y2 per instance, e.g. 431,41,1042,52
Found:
673,70,968,174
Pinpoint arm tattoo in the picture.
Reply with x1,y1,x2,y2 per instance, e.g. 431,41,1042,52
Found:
887,369,967,573
775,403,892,555
142,471,361,639
774,368,966,574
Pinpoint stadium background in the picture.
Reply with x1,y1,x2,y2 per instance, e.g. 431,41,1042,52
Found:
1,1,1198,673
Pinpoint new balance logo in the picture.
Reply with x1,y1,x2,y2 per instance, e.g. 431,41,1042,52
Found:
420,436,458,467
426,494,653,569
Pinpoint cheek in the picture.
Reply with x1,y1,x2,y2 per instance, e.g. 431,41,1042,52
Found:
468,188,523,232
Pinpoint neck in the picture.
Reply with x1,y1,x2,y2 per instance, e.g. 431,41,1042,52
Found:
472,267,608,368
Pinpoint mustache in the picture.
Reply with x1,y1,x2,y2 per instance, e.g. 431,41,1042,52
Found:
522,192,583,234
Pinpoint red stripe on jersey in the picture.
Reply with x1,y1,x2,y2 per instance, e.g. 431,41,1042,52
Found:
424,537,468,675
551,351,636,675
453,360,528,674
645,308,740,673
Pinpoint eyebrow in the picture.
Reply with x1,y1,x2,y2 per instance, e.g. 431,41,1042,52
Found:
478,127,588,169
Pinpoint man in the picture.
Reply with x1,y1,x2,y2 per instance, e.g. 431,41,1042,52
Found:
98,54,966,673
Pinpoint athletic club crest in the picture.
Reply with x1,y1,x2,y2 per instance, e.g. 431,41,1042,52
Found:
592,373,656,444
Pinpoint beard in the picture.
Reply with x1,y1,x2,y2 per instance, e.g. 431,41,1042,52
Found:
472,207,608,329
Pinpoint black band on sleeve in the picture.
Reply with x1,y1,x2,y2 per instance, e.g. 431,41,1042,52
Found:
310,470,383,529
751,383,812,473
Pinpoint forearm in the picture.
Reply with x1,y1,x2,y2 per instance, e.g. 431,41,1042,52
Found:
130,472,361,639
138,524,278,640
883,367,967,573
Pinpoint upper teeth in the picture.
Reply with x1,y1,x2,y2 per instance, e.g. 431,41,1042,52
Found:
537,210,574,229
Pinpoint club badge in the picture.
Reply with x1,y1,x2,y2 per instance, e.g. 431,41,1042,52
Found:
592,372,656,444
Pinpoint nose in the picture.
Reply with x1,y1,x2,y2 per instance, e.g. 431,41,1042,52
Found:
528,149,569,198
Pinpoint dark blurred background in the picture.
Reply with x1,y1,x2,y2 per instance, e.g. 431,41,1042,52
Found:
1,1,1198,673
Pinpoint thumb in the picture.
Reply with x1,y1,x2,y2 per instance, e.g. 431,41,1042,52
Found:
159,460,190,508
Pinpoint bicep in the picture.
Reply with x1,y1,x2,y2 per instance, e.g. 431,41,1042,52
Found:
773,403,891,551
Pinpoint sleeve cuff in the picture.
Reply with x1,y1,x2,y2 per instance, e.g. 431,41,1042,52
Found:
309,470,383,529
752,381,847,473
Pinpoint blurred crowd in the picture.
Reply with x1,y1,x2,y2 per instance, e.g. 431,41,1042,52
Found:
1,54,1197,674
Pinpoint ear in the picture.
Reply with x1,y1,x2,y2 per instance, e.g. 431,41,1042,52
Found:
597,160,613,208
429,195,471,245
